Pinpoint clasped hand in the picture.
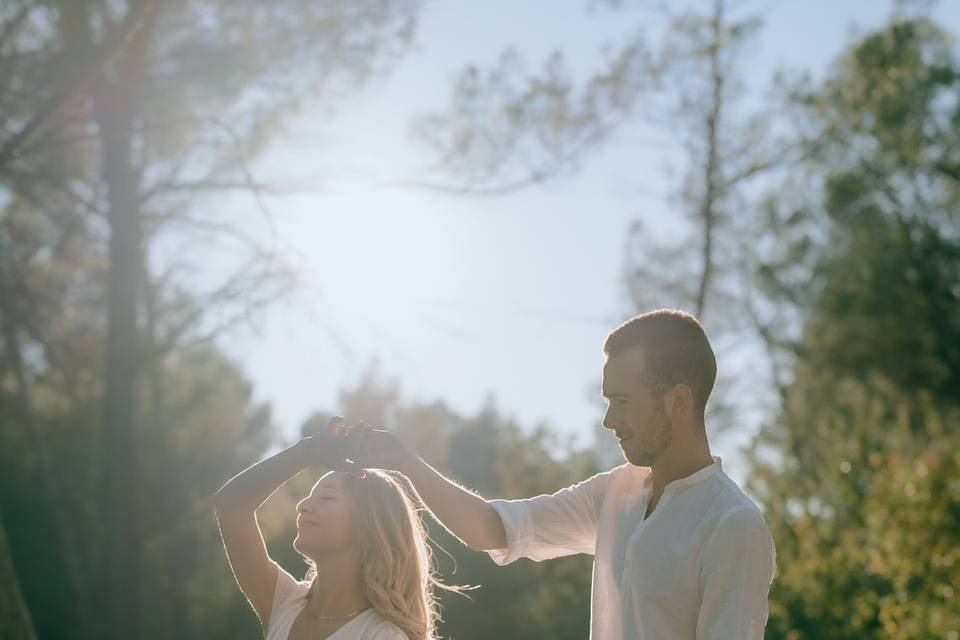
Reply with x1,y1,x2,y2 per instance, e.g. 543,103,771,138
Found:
303,416,415,477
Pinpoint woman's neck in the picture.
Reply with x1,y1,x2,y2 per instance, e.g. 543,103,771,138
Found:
306,552,371,619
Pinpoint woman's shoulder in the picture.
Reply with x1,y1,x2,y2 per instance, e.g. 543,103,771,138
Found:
264,563,310,638
273,563,311,602
358,609,410,640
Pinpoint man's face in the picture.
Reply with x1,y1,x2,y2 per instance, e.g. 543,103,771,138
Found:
601,347,672,467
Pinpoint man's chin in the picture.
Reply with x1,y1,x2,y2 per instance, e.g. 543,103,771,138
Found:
622,445,658,467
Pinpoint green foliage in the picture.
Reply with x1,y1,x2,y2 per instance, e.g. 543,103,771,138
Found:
757,16,960,367
0,337,274,639
749,379,960,639
748,14,960,640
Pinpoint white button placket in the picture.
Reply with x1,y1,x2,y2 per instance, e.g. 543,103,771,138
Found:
622,490,671,576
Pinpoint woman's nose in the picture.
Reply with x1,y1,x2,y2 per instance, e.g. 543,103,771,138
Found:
296,499,313,514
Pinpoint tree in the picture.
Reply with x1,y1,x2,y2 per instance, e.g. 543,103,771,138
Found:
746,13,960,638
0,281,275,639
410,0,790,435
749,378,960,639
753,13,960,392
1,2,421,637
413,0,787,320
0,514,35,640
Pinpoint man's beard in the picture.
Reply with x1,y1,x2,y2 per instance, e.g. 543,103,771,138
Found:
624,403,672,467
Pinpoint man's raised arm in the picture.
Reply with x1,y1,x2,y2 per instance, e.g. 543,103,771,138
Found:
363,429,507,552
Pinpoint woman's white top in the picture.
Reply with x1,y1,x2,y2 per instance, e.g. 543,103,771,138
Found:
264,564,408,640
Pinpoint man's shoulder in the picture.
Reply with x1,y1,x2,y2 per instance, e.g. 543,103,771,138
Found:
557,463,649,509
698,472,768,528
608,461,652,484
590,462,651,496
705,475,773,546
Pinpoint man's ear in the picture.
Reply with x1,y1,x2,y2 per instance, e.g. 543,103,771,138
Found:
665,384,693,419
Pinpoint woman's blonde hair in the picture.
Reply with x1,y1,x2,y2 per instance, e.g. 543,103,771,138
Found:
303,469,461,640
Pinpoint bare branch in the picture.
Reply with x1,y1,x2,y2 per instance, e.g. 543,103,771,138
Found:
384,171,554,197
0,0,157,174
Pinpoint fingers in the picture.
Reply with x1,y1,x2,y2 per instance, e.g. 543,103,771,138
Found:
318,418,387,475
346,421,373,437
343,459,366,479
363,429,397,452
325,415,345,437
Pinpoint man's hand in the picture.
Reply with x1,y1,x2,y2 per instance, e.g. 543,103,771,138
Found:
356,427,419,476
349,424,507,551
360,426,507,550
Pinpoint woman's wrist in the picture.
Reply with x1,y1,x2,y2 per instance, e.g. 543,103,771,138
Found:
215,439,315,510
293,436,322,466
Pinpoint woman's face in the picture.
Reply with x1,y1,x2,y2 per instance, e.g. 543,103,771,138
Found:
293,472,356,558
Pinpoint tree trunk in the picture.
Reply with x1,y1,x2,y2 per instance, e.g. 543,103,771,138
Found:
85,1,153,637
98,98,143,640
0,515,36,640
694,0,725,320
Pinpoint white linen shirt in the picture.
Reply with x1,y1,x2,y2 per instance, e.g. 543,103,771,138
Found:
487,457,776,640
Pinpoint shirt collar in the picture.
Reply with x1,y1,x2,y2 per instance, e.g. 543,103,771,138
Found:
662,456,723,493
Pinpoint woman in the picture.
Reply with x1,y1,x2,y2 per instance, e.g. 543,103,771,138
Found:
215,417,451,640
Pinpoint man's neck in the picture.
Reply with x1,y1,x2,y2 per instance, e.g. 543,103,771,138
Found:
649,440,715,499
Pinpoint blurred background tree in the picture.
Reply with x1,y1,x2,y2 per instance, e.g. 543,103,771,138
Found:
0,513,35,640
746,15,960,639
410,0,794,439
0,0,418,638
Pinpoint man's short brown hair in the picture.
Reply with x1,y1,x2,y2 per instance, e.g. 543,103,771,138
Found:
603,309,717,419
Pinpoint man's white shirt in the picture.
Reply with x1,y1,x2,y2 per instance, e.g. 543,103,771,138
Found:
487,457,776,640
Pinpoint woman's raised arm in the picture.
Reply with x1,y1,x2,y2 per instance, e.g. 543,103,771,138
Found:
214,416,359,630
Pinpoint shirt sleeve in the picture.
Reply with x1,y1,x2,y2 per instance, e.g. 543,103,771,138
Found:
267,562,307,631
485,468,617,565
695,506,777,640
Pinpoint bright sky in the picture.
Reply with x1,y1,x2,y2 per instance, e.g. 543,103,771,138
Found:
217,1,960,475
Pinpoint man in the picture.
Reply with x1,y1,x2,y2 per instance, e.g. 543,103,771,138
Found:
361,309,776,639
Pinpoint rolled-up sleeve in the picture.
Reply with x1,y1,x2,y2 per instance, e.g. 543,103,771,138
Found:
695,506,777,640
486,469,616,566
